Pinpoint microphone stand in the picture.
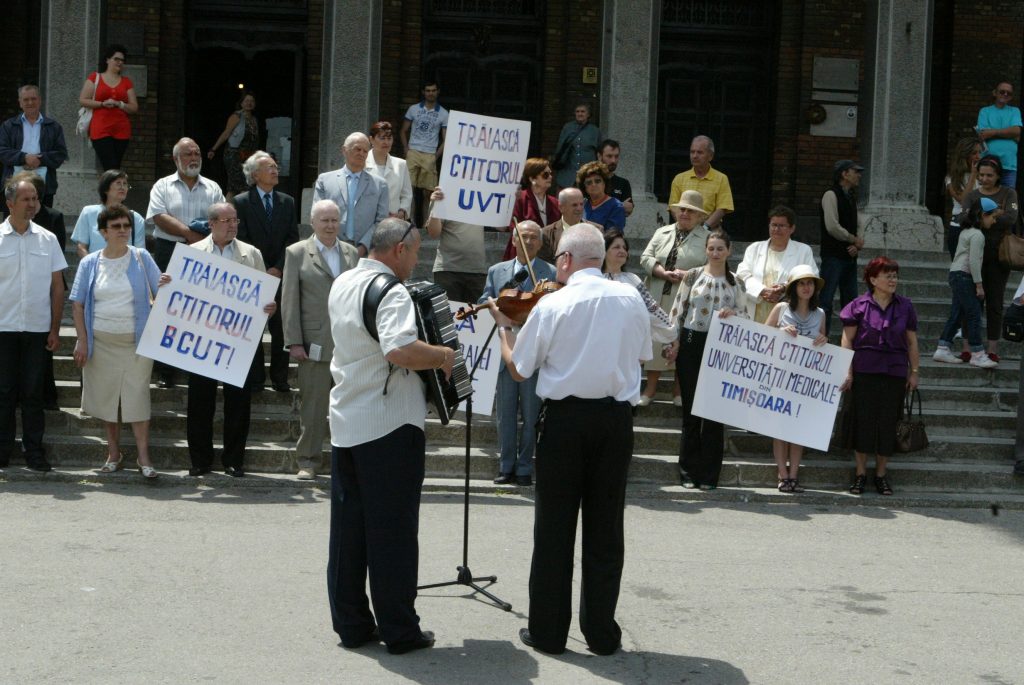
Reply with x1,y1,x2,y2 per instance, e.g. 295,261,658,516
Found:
417,312,511,611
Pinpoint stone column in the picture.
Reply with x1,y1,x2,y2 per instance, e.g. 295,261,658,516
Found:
600,0,663,239
39,0,104,215
859,0,944,252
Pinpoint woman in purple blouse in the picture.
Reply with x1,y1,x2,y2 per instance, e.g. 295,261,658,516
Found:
839,257,920,496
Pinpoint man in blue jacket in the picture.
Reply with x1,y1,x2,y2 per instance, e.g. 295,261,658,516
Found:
0,85,68,209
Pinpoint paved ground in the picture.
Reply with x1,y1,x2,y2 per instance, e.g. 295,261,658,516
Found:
2,478,1023,684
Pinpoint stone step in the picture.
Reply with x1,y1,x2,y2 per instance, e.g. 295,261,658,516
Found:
17,436,1023,494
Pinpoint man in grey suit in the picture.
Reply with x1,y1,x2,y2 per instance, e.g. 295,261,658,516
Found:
282,200,359,479
234,151,299,392
312,132,389,257
478,221,556,486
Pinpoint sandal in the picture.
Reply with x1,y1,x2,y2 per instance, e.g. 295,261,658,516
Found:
789,479,805,493
778,479,793,493
100,455,124,473
849,474,867,495
137,461,159,479
874,474,893,496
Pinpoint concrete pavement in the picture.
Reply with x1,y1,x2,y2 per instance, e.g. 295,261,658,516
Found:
2,479,1022,684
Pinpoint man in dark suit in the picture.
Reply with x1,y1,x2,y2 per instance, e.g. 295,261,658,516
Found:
234,151,299,392
0,85,68,209
312,132,389,256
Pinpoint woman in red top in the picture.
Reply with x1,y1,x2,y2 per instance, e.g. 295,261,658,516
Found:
78,44,138,171
502,157,561,260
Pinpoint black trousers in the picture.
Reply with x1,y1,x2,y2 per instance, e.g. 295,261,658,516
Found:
251,290,288,388
92,136,129,171
0,332,49,460
185,357,258,470
327,425,426,646
153,238,181,383
528,398,633,654
677,329,725,486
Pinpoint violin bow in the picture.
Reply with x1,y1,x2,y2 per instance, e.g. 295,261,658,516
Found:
513,223,539,286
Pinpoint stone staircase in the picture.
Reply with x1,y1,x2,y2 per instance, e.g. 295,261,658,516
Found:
15,234,1024,499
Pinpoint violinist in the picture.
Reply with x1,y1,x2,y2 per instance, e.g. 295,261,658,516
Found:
478,220,555,486
489,223,651,656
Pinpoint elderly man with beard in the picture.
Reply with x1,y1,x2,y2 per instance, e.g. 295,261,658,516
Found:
147,137,225,386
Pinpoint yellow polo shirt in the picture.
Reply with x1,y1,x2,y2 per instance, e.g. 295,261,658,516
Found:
668,166,735,214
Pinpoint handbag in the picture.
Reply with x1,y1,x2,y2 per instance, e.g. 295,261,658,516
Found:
831,394,856,451
998,232,1024,269
76,75,99,138
895,388,928,453
1003,300,1024,342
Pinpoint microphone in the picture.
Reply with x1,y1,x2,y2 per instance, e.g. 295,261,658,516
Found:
500,268,529,291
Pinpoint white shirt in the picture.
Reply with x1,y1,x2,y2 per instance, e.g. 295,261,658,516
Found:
328,259,426,447
512,268,651,404
211,240,236,260
0,219,68,333
93,252,135,334
147,173,225,242
315,235,342,277
20,114,42,155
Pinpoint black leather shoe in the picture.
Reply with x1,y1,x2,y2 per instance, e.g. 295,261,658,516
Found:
493,473,515,485
251,385,266,393
188,466,212,477
25,456,53,472
587,641,622,656
272,382,291,393
516,475,533,487
386,630,435,655
519,628,564,655
341,628,381,649
225,466,245,478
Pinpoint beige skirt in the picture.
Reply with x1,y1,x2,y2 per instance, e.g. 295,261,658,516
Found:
82,330,153,423
645,279,681,373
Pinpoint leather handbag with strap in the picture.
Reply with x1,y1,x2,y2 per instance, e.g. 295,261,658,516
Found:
895,388,928,453
76,75,99,138
998,232,1024,269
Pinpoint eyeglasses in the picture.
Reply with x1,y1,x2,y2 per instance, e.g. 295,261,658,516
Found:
998,89,1014,96
213,218,240,225
539,171,552,179
584,177,603,186
399,222,417,245
554,251,571,262
111,181,132,189
103,223,132,231
111,57,125,63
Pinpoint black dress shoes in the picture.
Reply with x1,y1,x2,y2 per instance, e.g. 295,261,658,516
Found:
188,466,212,477
272,382,292,393
225,466,245,478
341,628,381,649
519,628,564,655
493,473,515,485
516,475,533,487
386,630,435,655
25,455,53,472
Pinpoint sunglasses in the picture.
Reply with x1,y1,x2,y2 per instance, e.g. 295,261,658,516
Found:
998,89,1014,96
539,170,552,179
584,177,604,186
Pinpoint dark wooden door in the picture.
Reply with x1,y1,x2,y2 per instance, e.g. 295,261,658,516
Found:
655,0,776,240
422,1,545,156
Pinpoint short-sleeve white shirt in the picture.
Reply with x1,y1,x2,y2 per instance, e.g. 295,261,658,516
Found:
512,268,652,404
0,219,68,332
146,173,225,242
328,258,426,447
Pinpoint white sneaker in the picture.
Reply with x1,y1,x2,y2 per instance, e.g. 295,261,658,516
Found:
637,395,653,407
672,395,683,407
970,351,998,369
297,468,316,480
932,347,963,364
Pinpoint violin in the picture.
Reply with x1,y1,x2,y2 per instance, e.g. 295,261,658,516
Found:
456,280,562,326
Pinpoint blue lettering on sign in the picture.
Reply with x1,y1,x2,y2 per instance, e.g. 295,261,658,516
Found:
158,324,237,369
454,315,477,333
463,344,491,371
457,189,506,215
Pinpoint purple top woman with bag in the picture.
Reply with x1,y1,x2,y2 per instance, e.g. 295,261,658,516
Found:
839,256,920,497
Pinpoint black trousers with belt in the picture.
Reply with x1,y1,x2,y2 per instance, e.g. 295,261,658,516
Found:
327,424,427,647
528,397,633,654
0,332,49,462
676,328,725,486
185,355,258,470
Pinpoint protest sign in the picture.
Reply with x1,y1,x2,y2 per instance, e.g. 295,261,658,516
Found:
137,243,280,388
448,300,501,417
692,315,854,451
431,110,531,226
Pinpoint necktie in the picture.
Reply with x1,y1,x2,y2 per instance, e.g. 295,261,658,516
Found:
263,192,273,220
346,173,359,242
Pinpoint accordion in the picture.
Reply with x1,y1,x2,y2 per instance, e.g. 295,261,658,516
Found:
405,280,473,424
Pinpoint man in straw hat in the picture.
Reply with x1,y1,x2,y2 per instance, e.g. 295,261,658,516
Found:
736,204,818,323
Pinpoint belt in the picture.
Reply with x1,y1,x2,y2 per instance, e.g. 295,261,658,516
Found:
547,395,629,407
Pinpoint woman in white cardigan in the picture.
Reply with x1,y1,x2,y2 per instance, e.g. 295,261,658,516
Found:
366,120,413,221
735,205,817,323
